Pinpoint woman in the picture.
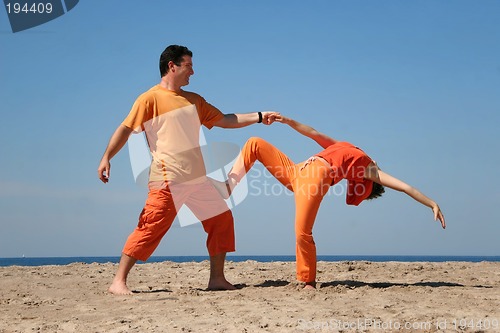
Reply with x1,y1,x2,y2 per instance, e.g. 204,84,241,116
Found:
212,116,446,289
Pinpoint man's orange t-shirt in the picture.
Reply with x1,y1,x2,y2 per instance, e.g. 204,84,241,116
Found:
122,85,224,184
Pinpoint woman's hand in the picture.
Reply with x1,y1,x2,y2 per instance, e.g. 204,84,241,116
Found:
275,114,292,124
432,204,446,229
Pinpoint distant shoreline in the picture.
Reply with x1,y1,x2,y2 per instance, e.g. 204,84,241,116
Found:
1,255,500,267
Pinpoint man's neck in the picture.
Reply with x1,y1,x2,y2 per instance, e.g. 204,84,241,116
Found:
159,77,181,93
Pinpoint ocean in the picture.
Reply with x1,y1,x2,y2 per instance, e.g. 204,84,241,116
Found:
1,255,499,267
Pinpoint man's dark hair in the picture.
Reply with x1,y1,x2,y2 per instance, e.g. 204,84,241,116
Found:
366,182,385,200
159,45,193,77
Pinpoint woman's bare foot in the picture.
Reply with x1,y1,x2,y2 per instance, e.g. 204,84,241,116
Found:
209,178,234,199
108,280,134,295
207,278,237,291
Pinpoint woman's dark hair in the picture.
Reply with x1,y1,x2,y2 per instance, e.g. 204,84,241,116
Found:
159,45,193,77
366,182,385,200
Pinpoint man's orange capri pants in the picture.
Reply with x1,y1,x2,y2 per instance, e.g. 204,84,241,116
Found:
123,180,235,261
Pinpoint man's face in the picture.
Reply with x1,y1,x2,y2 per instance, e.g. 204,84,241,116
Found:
172,55,194,87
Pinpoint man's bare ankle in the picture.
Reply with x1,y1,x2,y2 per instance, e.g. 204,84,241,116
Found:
303,282,316,290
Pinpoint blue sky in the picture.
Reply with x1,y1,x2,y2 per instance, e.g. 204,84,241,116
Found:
1,0,499,258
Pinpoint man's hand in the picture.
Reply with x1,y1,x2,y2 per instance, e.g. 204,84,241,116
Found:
96,125,133,184
261,111,280,125
98,158,111,183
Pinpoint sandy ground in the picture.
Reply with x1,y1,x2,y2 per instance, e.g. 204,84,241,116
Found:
0,260,499,333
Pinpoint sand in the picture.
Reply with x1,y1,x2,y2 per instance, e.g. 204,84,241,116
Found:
0,260,499,332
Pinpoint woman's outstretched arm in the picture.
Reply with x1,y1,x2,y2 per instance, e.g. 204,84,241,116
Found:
364,162,446,229
276,115,337,149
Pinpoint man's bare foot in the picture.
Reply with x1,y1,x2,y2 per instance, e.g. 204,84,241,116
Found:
108,281,134,295
209,178,234,199
207,278,237,291
303,282,316,290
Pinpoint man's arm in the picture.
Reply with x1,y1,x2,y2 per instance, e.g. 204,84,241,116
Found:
276,115,337,149
213,112,279,128
97,124,133,183
364,162,446,229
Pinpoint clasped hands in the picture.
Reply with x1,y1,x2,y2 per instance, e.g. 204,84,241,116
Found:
260,112,290,125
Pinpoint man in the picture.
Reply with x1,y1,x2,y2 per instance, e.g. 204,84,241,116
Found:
97,45,278,295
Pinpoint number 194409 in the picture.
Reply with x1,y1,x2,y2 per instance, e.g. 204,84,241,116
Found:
5,2,54,14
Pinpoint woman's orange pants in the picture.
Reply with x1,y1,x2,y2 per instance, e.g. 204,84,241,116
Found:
229,137,333,283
